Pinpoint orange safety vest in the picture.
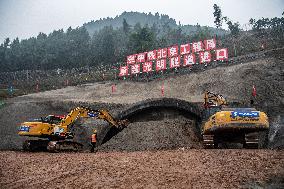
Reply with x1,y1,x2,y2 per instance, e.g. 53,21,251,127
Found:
91,134,97,143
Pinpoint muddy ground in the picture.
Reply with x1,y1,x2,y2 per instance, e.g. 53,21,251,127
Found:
0,150,283,189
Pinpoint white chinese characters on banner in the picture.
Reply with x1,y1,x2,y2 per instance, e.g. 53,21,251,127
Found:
122,38,229,76
199,51,211,63
157,48,167,59
192,41,203,53
180,44,190,55
168,46,179,57
204,39,216,51
136,53,146,63
184,54,196,66
127,54,136,65
216,48,228,60
170,56,180,68
119,66,128,76
156,59,167,71
143,62,153,72
131,64,140,74
147,50,156,61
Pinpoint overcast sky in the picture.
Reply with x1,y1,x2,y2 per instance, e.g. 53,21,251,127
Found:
0,0,283,43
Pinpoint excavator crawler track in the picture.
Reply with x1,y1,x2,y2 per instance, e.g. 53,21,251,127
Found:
47,141,83,152
202,135,215,149
23,140,49,151
244,133,259,149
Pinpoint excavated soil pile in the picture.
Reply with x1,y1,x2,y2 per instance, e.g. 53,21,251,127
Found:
0,150,283,189
98,119,202,152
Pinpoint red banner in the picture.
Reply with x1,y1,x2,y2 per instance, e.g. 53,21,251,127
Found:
131,64,140,74
180,43,190,55
184,54,196,66
122,38,229,77
192,41,203,53
168,45,179,57
127,54,136,65
157,48,167,59
143,62,153,72
170,56,180,68
199,51,211,63
119,66,129,76
136,53,146,63
156,59,167,71
147,50,156,61
204,39,216,51
216,48,228,60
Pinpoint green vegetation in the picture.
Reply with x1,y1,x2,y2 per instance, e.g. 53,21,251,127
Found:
0,11,283,73
0,12,225,73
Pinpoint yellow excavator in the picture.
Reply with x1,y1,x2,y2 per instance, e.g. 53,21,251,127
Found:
18,107,128,152
202,91,269,149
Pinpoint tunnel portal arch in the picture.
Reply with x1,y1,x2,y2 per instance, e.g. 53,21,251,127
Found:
101,98,203,144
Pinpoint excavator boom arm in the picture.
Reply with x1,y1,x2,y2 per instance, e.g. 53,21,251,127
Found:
204,91,228,108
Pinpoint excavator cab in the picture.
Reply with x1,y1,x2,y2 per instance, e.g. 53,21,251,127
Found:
41,115,64,124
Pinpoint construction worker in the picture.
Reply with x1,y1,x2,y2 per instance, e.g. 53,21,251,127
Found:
91,129,97,152
250,85,257,106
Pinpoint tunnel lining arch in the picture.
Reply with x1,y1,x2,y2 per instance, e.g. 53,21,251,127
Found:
101,98,202,145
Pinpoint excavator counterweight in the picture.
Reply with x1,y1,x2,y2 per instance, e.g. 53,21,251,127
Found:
202,91,269,149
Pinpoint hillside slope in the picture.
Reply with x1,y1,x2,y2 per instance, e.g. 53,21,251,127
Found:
0,56,283,150
83,11,226,36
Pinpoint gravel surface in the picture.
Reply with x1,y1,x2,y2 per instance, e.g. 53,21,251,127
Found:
0,150,283,189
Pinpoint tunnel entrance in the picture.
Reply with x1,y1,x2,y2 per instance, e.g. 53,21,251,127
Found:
98,98,203,152
125,106,198,122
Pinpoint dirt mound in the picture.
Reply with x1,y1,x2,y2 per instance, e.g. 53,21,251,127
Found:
98,119,202,152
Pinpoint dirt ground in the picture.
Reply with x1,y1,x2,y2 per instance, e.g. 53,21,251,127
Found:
0,150,283,189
